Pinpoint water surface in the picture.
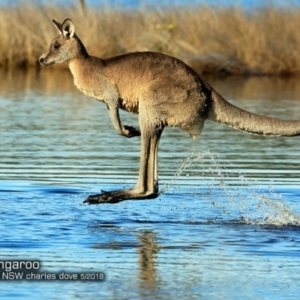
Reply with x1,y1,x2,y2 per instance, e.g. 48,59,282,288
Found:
0,69,300,299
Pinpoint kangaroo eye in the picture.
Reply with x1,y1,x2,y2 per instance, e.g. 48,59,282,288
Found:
53,44,60,50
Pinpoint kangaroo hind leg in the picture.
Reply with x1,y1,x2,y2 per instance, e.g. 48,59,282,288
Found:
84,124,163,204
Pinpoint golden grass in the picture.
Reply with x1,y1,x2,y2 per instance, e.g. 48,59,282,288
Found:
1,3,300,75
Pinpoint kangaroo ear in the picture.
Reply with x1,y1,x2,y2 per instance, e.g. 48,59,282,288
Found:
61,19,75,39
52,19,63,34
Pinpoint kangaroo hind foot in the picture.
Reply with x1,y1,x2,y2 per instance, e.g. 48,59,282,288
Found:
84,188,159,204
84,122,163,205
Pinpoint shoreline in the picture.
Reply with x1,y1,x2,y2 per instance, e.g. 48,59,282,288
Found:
1,4,300,76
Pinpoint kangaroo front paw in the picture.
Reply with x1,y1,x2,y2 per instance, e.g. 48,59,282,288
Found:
122,125,141,138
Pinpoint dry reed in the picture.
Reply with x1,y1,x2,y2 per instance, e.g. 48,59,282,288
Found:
1,2,300,75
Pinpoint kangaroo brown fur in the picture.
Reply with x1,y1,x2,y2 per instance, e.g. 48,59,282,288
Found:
39,19,300,204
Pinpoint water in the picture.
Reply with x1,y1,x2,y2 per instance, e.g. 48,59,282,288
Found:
1,69,300,299
4,0,300,9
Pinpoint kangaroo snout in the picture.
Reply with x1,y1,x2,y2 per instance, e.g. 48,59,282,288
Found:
39,54,54,66
39,55,49,66
39,56,44,64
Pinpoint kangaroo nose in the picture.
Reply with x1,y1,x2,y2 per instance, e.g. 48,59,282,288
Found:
39,57,44,64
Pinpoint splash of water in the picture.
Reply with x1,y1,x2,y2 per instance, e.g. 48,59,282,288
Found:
162,150,300,226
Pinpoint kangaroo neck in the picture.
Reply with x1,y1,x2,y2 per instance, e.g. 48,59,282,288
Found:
68,55,105,76
68,56,113,102
74,35,89,59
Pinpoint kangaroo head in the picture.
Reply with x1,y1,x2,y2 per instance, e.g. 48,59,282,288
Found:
39,19,87,66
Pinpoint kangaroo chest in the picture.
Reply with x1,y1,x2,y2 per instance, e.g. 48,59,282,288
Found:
69,61,140,113
69,63,120,103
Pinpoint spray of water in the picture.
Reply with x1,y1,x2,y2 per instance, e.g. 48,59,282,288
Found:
161,150,300,226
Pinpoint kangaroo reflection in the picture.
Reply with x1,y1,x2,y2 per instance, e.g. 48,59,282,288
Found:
90,227,159,292
137,231,159,281
137,230,159,293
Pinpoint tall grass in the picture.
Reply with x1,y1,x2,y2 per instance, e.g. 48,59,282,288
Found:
1,2,300,75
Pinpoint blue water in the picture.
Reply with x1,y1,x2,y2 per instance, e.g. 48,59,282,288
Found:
2,0,300,9
99,0,300,9
85,0,300,9
1,70,300,299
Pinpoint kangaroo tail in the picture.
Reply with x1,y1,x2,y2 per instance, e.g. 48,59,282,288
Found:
208,90,300,137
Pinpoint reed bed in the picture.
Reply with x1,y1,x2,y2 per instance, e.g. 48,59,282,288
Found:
1,2,300,75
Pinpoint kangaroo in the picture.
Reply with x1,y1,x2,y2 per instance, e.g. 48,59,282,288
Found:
40,18,300,204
